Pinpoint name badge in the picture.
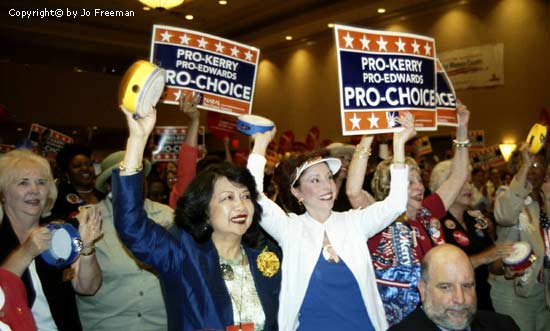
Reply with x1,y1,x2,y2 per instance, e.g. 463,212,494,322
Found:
226,322,254,331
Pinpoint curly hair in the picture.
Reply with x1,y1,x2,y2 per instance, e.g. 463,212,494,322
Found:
174,162,263,247
372,156,420,201
0,149,57,217
56,144,92,172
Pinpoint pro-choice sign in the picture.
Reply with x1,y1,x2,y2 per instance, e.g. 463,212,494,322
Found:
151,25,259,116
335,25,437,135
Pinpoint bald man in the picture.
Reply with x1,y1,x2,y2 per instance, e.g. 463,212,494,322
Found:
389,244,519,331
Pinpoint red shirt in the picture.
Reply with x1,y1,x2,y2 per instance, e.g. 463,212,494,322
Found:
0,268,36,331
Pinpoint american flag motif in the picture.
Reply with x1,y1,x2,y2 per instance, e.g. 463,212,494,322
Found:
152,125,205,162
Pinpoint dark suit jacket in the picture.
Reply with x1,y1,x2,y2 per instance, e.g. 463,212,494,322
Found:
112,170,280,331
0,215,82,331
389,306,519,331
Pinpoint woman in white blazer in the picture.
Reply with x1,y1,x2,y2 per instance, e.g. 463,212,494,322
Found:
247,112,416,331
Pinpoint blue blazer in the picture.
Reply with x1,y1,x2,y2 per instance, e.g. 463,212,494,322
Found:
112,170,280,331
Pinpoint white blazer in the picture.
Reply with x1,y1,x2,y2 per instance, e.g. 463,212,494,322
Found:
247,153,408,331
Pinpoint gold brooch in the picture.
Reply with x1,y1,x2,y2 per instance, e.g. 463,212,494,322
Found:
256,249,280,277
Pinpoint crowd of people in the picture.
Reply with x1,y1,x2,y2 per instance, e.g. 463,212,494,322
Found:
0,96,549,331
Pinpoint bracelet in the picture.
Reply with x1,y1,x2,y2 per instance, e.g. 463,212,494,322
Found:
354,146,372,159
118,161,143,173
453,139,471,148
80,245,96,256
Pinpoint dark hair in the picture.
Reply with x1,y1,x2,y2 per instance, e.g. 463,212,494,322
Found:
174,161,263,247
56,144,92,172
196,154,224,174
272,150,329,214
536,148,548,168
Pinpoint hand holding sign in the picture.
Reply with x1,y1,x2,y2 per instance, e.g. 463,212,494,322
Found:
394,112,417,145
456,101,470,127
179,91,202,120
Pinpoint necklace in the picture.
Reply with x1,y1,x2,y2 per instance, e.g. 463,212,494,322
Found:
76,188,94,194
222,246,246,329
219,246,245,281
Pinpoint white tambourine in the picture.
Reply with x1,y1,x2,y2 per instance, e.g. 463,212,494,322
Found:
41,223,82,268
118,60,166,119
236,114,274,135
503,241,536,272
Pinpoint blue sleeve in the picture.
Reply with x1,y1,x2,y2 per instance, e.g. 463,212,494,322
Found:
112,168,183,274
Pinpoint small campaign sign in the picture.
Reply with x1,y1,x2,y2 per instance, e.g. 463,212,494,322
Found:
335,25,437,135
207,111,238,140
152,125,205,162
435,59,457,127
468,129,486,152
414,135,433,158
28,124,74,162
151,25,259,116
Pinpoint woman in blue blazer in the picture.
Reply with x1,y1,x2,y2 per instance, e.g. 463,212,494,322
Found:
112,103,280,331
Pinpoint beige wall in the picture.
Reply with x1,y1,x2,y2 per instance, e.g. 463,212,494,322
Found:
1,0,548,148
253,0,550,146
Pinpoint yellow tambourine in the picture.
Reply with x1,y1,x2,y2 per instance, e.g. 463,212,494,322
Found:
526,123,548,154
118,60,166,118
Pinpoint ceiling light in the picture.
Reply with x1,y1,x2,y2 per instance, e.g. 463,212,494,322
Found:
218,0,228,5
185,14,194,20
138,0,184,10
499,143,517,162
327,23,334,28
285,36,293,41
142,6,151,11
377,8,386,13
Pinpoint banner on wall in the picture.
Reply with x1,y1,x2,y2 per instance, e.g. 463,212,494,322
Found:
152,125,206,162
28,124,74,162
438,43,504,90
335,25,437,135
150,25,260,116
435,59,457,127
